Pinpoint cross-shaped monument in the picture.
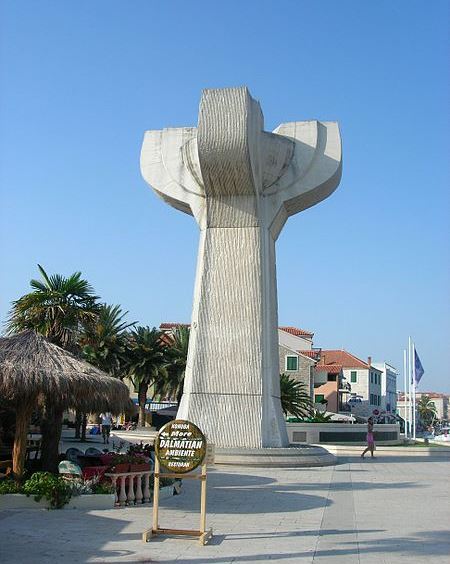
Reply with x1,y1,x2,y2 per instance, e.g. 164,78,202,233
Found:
141,87,342,452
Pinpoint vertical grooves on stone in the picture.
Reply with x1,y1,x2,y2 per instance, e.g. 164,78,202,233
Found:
177,86,288,448
198,88,255,197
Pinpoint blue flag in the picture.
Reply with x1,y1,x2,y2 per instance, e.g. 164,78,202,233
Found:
414,349,424,384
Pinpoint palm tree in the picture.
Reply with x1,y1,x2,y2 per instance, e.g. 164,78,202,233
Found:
7,265,100,471
80,304,135,377
8,264,100,350
418,395,437,426
156,325,190,403
309,410,334,423
279,373,313,419
125,326,167,427
78,304,135,439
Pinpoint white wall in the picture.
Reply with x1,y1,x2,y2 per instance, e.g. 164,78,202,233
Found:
373,362,398,413
278,329,312,351
345,367,382,416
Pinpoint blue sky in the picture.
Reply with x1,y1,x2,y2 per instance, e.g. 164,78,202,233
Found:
1,1,448,392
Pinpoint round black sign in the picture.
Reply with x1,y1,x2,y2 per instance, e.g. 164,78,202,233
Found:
155,419,207,474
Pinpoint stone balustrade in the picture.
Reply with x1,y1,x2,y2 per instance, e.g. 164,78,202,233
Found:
105,470,153,506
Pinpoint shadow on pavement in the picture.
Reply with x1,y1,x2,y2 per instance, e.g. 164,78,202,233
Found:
211,527,384,541
342,455,450,464
137,529,450,563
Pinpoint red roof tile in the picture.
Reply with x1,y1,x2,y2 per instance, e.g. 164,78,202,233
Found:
319,350,370,369
298,350,321,359
315,364,343,374
160,323,190,329
279,326,314,338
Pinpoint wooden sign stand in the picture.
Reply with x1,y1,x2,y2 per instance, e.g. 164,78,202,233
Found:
142,457,213,546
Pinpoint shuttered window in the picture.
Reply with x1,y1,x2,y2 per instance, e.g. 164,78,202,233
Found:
286,356,298,371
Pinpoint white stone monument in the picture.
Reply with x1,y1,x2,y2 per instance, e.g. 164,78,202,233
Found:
141,87,342,453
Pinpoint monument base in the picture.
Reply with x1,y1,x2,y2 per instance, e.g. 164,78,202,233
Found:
214,444,336,468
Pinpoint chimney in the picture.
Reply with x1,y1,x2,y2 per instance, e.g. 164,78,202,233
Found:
367,356,372,367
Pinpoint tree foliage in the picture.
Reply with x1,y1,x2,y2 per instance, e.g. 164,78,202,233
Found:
417,395,438,426
80,304,134,377
279,373,313,419
156,325,190,403
7,264,99,350
125,326,167,426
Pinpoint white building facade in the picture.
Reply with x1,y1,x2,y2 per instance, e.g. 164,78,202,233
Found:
373,362,398,413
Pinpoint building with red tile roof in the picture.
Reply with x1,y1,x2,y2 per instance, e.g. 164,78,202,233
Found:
317,350,370,370
160,323,390,417
279,326,314,338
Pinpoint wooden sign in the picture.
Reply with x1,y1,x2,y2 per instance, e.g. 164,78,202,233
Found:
155,419,206,474
143,420,212,546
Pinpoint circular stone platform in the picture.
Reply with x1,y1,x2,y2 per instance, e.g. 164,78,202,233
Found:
214,444,336,468
110,430,336,467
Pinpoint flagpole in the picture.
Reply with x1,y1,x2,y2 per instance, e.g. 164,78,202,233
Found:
412,342,417,441
408,336,412,439
403,349,408,438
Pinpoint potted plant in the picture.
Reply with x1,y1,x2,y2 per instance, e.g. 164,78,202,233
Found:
107,453,131,473
127,443,153,472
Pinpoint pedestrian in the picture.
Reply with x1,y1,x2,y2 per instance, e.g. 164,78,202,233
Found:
361,416,375,459
100,412,113,444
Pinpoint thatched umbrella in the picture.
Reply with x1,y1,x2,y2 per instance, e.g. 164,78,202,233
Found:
0,330,131,476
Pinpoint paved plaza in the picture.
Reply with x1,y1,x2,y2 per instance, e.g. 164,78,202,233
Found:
1,455,449,564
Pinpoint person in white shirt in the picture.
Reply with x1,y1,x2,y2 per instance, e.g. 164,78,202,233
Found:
100,412,113,444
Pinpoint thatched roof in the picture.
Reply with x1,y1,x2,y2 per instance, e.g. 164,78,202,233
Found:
0,330,131,414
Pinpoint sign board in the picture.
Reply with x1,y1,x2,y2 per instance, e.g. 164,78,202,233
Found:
155,419,206,474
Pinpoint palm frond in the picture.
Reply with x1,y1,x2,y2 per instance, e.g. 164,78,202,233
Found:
279,373,313,419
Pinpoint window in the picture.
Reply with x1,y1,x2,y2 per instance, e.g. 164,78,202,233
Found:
315,394,325,403
327,374,337,382
370,394,374,405
350,371,357,383
370,372,373,384
286,355,298,371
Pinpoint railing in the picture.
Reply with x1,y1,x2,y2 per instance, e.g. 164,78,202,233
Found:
105,470,153,506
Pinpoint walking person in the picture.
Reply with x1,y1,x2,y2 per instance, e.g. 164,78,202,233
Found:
361,417,376,458
100,412,112,444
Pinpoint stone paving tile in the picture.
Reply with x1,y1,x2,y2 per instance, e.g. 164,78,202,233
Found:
0,458,449,563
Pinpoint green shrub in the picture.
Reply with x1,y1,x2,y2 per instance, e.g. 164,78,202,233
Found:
23,472,72,509
309,411,334,423
0,480,22,494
